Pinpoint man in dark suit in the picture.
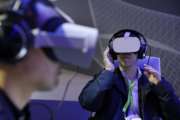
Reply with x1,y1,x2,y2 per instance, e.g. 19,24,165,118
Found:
79,29,180,120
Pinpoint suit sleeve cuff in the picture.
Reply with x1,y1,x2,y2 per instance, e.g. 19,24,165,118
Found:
152,78,174,101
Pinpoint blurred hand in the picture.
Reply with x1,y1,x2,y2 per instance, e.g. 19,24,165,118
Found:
143,64,161,85
20,0,58,28
34,1,58,28
103,47,115,72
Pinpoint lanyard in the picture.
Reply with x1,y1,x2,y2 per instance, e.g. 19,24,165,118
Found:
122,80,135,114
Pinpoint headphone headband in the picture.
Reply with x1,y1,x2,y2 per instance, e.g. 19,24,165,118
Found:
109,29,148,59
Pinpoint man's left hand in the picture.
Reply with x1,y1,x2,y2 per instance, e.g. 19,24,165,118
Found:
143,64,161,85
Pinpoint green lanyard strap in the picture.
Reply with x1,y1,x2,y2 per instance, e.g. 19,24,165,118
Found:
122,80,135,114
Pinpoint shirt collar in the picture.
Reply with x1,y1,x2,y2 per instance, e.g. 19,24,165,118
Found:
119,66,142,82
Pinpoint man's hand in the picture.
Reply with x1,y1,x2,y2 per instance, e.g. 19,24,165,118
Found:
19,0,59,28
144,64,161,85
103,47,115,72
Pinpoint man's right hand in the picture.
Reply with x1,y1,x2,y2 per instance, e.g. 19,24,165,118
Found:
103,47,115,72
19,0,59,28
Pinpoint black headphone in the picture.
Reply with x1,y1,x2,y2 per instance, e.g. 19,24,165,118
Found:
0,10,33,64
109,29,148,59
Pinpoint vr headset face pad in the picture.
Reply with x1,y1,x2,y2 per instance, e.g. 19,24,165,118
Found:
112,37,141,54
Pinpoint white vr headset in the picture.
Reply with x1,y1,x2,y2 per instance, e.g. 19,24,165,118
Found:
0,0,99,68
33,23,99,68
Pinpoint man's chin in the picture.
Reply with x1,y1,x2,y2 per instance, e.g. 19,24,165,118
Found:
37,83,59,91
37,86,55,91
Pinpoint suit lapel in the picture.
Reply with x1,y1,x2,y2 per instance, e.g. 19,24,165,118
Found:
138,73,152,120
113,68,128,99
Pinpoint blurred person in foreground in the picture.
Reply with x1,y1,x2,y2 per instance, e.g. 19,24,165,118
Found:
0,0,98,119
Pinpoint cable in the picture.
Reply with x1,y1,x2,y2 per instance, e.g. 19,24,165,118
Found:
147,45,152,65
31,67,79,120
52,66,79,120
88,0,105,64
87,0,97,28
59,68,78,108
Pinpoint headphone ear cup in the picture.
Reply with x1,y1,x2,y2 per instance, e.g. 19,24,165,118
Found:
138,35,148,59
0,11,33,64
138,44,147,59
109,48,117,60
108,39,117,60
138,49,143,59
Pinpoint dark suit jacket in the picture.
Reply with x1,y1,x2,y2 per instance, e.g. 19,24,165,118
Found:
0,89,31,120
79,69,180,120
